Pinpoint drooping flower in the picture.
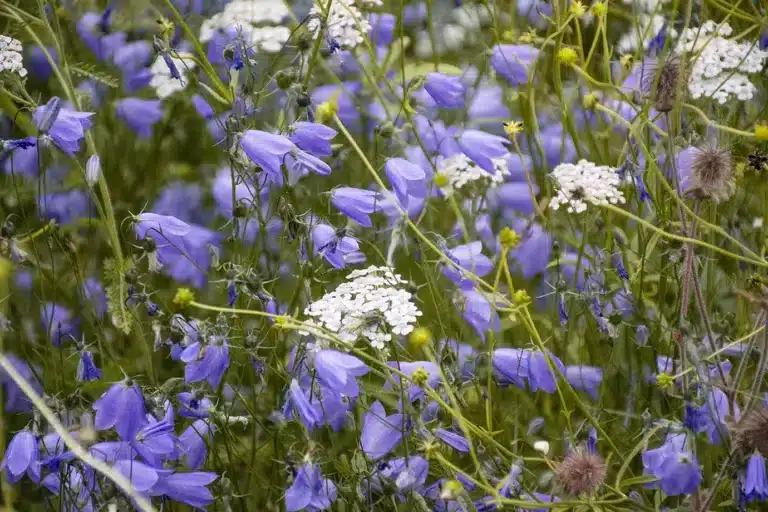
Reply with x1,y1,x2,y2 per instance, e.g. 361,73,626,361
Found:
443,241,494,288
435,428,470,453
365,456,430,495
565,365,603,400
457,130,509,173
239,130,331,187
387,360,441,402
177,391,213,419
93,380,147,440
454,287,500,340
0,355,43,413
77,12,126,61
115,98,165,138
76,350,102,382
150,471,218,509
289,122,337,157
490,44,539,85
131,419,177,467
285,463,338,511
312,223,365,269
179,419,215,470
41,303,79,347
38,189,92,225
314,350,369,397
642,432,702,496
424,72,465,108
33,98,94,156
385,158,427,209
80,278,107,318
360,401,408,460
3,430,40,483
285,379,323,430
742,453,768,503
180,335,230,388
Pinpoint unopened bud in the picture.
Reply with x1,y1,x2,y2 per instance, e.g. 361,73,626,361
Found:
37,97,62,133
86,155,101,187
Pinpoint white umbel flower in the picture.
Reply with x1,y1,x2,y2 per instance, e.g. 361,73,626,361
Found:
549,160,626,214
149,54,196,99
301,266,422,352
200,0,291,53
677,21,768,104
307,0,372,50
436,153,509,195
0,36,26,78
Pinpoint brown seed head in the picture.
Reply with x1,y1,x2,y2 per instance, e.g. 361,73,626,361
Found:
642,57,686,113
555,450,606,495
730,407,768,457
688,146,735,203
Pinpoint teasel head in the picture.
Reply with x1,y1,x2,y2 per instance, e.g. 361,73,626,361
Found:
641,56,686,113
730,406,768,458
554,448,606,495
686,146,735,203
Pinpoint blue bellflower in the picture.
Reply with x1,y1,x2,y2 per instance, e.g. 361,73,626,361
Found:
286,379,323,430
458,130,509,173
3,430,40,483
239,130,331,187
93,380,147,440
435,428,470,453
41,302,79,347
1,355,43,413
312,224,365,269
360,401,408,460
314,350,369,397
289,122,337,157
285,463,338,512
490,44,539,85
76,350,102,382
642,432,702,496
424,72,465,109
742,453,768,503
331,187,382,227
115,98,165,138
150,471,218,509
33,98,94,156
180,336,230,388
179,419,215,470
385,158,427,209
565,365,603,400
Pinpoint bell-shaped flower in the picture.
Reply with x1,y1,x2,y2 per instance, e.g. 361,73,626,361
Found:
150,471,218,509
3,429,40,483
385,158,427,209
76,350,102,382
38,190,93,226
285,463,338,512
1,355,43,413
80,278,107,318
435,428,470,453
443,241,493,288
93,379,147,440
458,130,508,173
285,379,323,430
490,44,539,85
742,453,768,503
365,456,429,495
387,361,441,403
508,222,552,279
289,122,337,157
239,130,331,187
423,72,465,109
360,401,409,460
178,391,213,419
131,419,177,467
642,432,702,496
312,223,365,269
314,350,369,397
113,459,159,492
565,365,603,400
77,12,126,61
454,287,500,341
331,187,382,227
180,335,230,388
115,98,164,138
527,349,565,393
493,348,530,388
179,419,215,470
33,97,94,156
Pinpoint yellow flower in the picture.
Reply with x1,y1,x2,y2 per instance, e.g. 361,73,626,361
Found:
499,226,521,249
755,123,768,141
412,367,430,387
503,121,524,139
409,327,432,348
570,1,587,17
582,93,599,110
316,91,340,124
656,372,675,389
591,2,607,16
620,54,634,70
557,47,579,66
173,288,195,308
513,289,531,305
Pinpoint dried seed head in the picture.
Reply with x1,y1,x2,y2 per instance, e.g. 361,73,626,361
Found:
688,146,735,203
642,57,686,112
555,449,606,495
730,407,768,457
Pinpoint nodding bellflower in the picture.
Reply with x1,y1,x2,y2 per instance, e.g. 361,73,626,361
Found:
312,223,365,269
289,122,338,157
443,241,494,288
33,98,94,156
385,157,427,209
642,432,702,496
76,350,102,382
458,130,509,173
285,463,338,512
93,380,146,440
313,350,369,397
490,44,539,85
330,187,382,227
286,379,323,430
180,335,230,388
3,430,40,483
115,98,165,138
150,471,218,509
565,365,603,400
1,355,43,413
239,130,331,187
742,453,768,503
179,419,215,470
423,72,466,109
360,401,409,460
435,428,470,453
41,302,79,347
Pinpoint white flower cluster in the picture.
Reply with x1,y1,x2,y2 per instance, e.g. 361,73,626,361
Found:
0,36,26,78
200,0,291,54
307,0,373,50
302,266,422,352
621,0,670,11
549,160,626,214
437,154,509,195
677,21,768,104
149,54,196,99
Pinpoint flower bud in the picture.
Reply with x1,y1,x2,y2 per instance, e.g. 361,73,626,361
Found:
533,440,550,455
86,154,101,187
36,97,62,134
499,226,521,249
173,287,195,308
557,48,579,66
409,327,432,348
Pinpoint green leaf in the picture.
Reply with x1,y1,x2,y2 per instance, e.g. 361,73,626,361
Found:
619,475,659,489
68,62,120,88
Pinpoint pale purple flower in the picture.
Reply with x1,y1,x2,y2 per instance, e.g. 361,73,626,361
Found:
360,401,408,460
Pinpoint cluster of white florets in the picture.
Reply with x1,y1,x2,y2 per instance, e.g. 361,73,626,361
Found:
149,54,196,99
200,0,291,54
621,0,670,11
0,36,26,78
307,0,377,50
302,266,422,352
677,21,768,104
550,160,626,214
436,154,509,195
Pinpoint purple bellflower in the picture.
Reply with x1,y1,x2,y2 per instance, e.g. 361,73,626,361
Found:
150,471,218,509
289,122,337,157
41,303,79,347
424,72,465,109
239,130,331,187
80,278,107,318
458,130,509,173
115,98,164,138
179,419,215,470
178,391,213,419
565,365,603,400
455,287,500,340
1,355,43,413
286,379,323,430
312,223,365,269
385,158,427,209
331,187,382,227
180,335,230,388
435,428,470,453
77,12,126,61
642,432,702,496
443,241,494,288
387,361,441,403
285,463,338,512
33,98,94,156
360,401,409,460
3,430,40,483
131,419,177,467
93,380,147,440
76,350,102,382
490,44,539,85
742,453,768,503
314,350,369,397
38,189,92,225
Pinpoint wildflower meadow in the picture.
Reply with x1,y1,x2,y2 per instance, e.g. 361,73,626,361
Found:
3,0,768,510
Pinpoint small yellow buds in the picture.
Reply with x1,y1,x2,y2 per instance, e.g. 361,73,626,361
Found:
173,288,195,308
434,172,450,188
620,54,634,70
591,1,607,16
582,93,599,110
412,367,430,387
501,29,515,43
570,1,587,17
519,31,535,44
440,480,464,500
409,327,432,349
316,92,340,124
513,289,531,305
275,315,290,325
503,121,524,139
755,123,768,141
656,372,675,389
557,47,579,66
499,226,521,249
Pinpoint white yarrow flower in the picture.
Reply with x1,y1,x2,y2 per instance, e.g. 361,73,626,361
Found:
0,35,27,78
307,0,372,50
549,160,626,214
200,0,291,53
149,54,196,99
301,266,422,352
436,153,509,195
